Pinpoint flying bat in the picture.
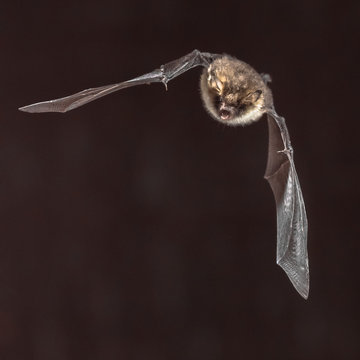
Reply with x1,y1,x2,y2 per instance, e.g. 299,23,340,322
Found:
19,50,309,299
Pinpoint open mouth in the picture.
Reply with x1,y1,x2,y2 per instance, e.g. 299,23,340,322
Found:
220,109,231,120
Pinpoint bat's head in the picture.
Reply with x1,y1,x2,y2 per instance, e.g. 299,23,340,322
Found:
200,56,270,126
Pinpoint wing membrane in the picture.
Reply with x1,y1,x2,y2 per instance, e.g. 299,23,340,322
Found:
19,50,217,113
265,113,309,299
18,70,164,113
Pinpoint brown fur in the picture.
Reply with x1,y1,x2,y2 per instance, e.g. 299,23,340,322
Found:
200,55,273,126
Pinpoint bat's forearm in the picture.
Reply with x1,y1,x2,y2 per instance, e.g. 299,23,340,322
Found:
160,50,218,85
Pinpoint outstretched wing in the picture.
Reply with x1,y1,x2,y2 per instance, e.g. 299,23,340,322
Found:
19,50,218,113
264,111,309,299
19,49,309,298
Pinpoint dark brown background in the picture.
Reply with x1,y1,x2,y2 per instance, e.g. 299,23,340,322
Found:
1,0,359,359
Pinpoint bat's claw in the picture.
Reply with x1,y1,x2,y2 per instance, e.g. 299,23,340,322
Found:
278,146,293,156
160,65,169,91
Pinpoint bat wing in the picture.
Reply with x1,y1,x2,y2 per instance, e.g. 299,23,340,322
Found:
264,111,309,299
19,50,218,113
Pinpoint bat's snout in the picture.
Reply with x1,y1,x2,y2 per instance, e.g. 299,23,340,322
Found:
219,104,235,121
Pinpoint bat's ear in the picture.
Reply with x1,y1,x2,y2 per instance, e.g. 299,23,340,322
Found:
245,90,262,103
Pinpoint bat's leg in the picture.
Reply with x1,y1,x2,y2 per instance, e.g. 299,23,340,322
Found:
268,109,293,156
159,50,218,89
261,73,272,85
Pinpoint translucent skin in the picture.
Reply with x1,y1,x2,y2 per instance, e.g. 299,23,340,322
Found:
19,50,309,298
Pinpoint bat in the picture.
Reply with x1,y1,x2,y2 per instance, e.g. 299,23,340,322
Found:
19,50,309,299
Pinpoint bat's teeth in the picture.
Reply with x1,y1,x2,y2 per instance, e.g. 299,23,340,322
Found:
220,109,231,120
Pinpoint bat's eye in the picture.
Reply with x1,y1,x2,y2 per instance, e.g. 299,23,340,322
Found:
214,95,221,107
238,103,247,112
